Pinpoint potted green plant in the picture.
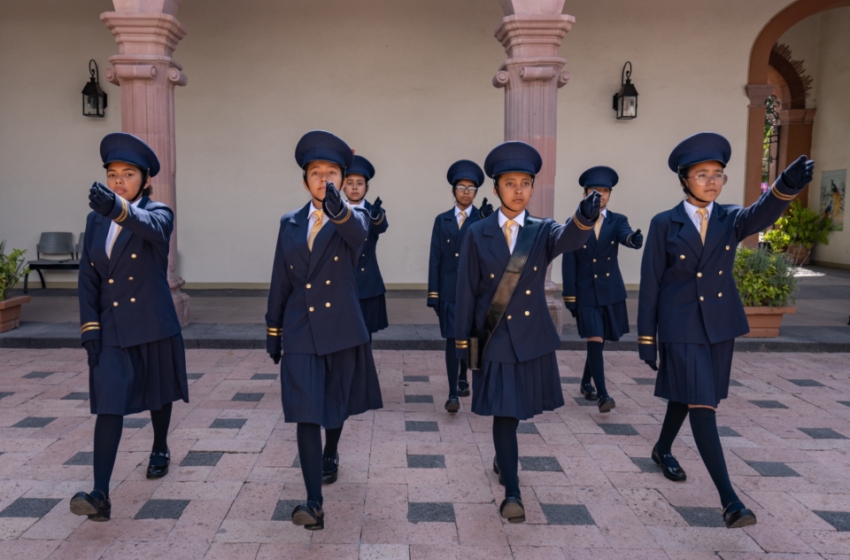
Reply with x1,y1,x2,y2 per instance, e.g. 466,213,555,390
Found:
763,200,838,265
0,241,32,333
733,247,797,338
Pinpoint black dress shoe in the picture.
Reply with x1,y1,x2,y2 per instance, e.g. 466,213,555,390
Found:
70,491,111,522
322,454,339,485
597,395,616,413
146,450,170,479
457,379,470,398
651,445,687,482
723,501,757,528
580,383,596,400
445,397,460,413
500,495,525,523
291,502,324,530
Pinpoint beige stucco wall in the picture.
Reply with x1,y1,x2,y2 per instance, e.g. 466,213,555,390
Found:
0,0,798,288
777,12,821,109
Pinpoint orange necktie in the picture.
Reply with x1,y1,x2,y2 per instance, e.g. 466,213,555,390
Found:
458,210,467,230
594,213,604,239
307,210,323,251
504,219,516,252
696,208,708,244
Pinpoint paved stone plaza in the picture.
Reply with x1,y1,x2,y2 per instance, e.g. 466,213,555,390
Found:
0,348,849,559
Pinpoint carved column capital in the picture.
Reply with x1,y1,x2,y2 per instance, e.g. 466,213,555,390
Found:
745,84,776,108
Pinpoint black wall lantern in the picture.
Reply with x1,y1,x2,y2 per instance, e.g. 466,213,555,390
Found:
82,59,107,118
613,61,638,120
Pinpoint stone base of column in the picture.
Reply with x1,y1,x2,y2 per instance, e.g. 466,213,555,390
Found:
544,280,564,333
172,289,190,327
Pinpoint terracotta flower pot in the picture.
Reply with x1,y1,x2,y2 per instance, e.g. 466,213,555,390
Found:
742,306,796,338
786,244,811,266
0,295,32,333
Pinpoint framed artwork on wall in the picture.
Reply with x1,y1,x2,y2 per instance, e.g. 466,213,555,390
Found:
820,169,846,232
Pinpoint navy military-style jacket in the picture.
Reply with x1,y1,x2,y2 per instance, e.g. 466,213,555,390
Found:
427,206,481,304
455,209,595,364
78,196,182,348
266,202,370,356
354,200,388,300
561,210,636,309
637,183,799,360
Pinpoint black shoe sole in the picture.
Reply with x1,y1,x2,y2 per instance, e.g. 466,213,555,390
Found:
322,471,338,485
146,466,169,479
580,387,596,400
500,501,526,523
726,509,757,529
457,389,470,397
598,398,616,413
292,509,324,530
70,495,98,517
445,400,460,413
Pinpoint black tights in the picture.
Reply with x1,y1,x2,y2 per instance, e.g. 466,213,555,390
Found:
296,423,345,507
92,402,173,499
583,341,608,397
492,416,520,497
445,339,468,398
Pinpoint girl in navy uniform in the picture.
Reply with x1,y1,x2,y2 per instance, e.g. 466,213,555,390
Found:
638,132,814,528
72,133,189,522
455,142,600,523
561,167,642,412
427,160,493,413
266,131,383,530
341,155,389,336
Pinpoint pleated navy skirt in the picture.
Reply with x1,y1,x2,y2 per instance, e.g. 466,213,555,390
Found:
280,343,383,429
656,340,735,407
89,334,189,416
438,301,456,339
471,352,564,420
576,301,629,341
360,294,389,334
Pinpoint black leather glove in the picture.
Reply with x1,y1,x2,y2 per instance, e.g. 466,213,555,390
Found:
427,298,440,317
628,229,643,249
568,308,577,319
370,197,384,221
267,334,282,365
644,359,658,372
779,156,815,191
82,339,101,368
270,352,281,365
579,190,602,222
479,198,494,218
322,182,344,217
89,182,116,217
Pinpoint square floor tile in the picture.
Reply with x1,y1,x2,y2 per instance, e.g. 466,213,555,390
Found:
519,456,562,472
573,397,596,407
0,392,13,400
599,423,639,436
124,418,151,429
232,392,264,402
405,421,438,432
407,454,445,469
798,427,847,440
814,510,850,532
675,507,724,528
187,373,204,380
633,378,656,385
135,499,190,520
23,371,54,379
540,504,595,526
746,461,800,477
251,373,277,381
750,400,788,409
729,379,744,387
0,498,61,518
61,392,89,401
788,379,824,387
64,452,93,466
405,395,434,404
631,457,658,473
408,502,455,523
718,426,742,437
561,377,581,384
272,500,303,521
210,418,247,430
180,451,224,467
404,376,429,383
12,416,55,428
517,422,539,435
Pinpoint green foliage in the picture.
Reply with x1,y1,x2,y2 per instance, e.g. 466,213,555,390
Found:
733,247,797,307
0,241,29,302
763,200,838,252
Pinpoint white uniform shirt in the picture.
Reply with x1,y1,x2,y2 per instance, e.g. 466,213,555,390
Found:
454,205,471,227
105,196,141,257
683,200,714,233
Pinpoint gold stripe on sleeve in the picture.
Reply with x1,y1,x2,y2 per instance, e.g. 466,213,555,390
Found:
115,198,129,223
330,204,352,225
770,187,796,202
563,296,576,303
455,340,469,349
573,214,594,231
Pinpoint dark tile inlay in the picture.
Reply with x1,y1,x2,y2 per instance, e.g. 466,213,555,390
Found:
798,427,847,440
251,373,278,381
135,499,191,520
61,392,89,401
12,416,56,428
408,502,455,523
405,395,434,404
292,454,301,468
599,423,639,436
675,506,725,528
718,426,742,437
24,371,54,379
839,401,850,408
788,379,824,387
64,451,93,466
210,418,247,430
407,454,446,469
517,422,539,435
631,457,658,473
404,376,429,383
405,421,439,432
272,499,302,521
519,456,562,472
746,461,800,477
124,418,151,429
540,503,595,526
232,392,264,402
814,510,850,532
573,397,596,407
0,392,13,400
0,498,61,519
749,400,788,409
561,376,581,384
187,373,204,380
180,451,224,467
729,379,743,387
633,378,656,386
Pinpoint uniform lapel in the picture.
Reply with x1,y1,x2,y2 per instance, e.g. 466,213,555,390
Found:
485,212,511,270
108,196,148,274
672,202,703,259
700,204,727,264
91,214,110,268
290,203,312,267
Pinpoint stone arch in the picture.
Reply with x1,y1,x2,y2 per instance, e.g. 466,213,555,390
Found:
769,43,813,110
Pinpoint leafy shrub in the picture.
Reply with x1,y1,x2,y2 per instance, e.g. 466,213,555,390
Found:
733,247,797,307
763,200,837,253
0,241,29,301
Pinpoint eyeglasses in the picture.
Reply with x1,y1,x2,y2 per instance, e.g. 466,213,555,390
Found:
687,173,727,186
455,186,478,194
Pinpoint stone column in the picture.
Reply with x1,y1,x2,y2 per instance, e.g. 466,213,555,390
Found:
493,0,574,328
101,0,190,326
743,84,776,248
778,108,817,207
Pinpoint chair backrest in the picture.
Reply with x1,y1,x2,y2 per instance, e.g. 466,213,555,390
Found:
75,233,85,258
36,232,75,258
